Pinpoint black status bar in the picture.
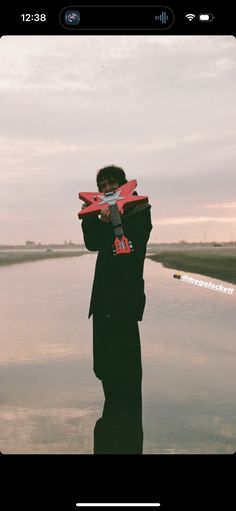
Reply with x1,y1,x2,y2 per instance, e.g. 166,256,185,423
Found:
0,5,235,36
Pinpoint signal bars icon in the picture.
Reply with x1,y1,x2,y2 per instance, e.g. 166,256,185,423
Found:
185,13,195,21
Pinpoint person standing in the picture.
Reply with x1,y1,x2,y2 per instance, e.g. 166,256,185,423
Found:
80,165,152,452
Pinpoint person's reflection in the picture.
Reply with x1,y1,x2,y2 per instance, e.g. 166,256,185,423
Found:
94,377,143,454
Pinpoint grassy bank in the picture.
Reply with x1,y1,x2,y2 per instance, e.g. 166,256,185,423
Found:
147,247,236,285
0,250,86,267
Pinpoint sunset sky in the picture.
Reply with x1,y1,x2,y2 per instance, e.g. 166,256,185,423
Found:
0,35,235,244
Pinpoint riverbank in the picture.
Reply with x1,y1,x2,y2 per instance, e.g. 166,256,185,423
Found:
147,247,236,285
1,247,236,286
0,250,86,267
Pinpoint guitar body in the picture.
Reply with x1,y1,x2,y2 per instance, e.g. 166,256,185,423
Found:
78,180,148,218
78,180,148,256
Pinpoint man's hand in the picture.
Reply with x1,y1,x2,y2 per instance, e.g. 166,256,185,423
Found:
100,207,111,223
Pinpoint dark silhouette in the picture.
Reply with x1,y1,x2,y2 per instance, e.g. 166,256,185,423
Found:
94,378,143,454
80,165,152,453
93,318,143,454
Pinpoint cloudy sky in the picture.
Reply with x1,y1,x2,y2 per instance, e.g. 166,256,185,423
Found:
0,35,235,244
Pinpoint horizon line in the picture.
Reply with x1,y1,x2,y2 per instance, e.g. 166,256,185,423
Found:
1,241,235,247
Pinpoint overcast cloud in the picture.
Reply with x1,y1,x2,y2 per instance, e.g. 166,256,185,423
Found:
0,36,235,243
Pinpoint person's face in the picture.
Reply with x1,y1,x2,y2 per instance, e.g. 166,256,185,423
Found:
99,178,119,193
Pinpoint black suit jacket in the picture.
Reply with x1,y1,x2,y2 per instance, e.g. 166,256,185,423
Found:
81,203,152,320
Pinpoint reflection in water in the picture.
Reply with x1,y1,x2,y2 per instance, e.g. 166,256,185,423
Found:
94,378,143,454
92,315,143,454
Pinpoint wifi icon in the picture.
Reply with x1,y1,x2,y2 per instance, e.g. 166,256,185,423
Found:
185,13,196,21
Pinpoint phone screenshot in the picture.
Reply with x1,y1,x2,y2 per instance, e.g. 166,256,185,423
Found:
0,3,235,510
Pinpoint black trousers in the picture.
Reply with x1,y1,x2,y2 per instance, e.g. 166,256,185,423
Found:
92,314,142,384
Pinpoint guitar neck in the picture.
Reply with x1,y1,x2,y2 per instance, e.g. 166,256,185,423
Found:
108,204,124,238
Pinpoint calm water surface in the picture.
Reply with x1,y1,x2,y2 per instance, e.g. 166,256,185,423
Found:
0,254,235,453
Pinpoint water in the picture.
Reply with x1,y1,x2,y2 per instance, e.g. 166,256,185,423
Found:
0,255,235,453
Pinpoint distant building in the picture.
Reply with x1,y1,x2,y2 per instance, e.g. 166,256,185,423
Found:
64,240,75,247
25,240,36,247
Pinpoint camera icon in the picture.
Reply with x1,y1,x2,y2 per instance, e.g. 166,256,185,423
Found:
64,10,80,26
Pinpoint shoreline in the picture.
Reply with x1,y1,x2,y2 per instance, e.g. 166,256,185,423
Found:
1,248,236,286
0,250,87,267
147,248,236,285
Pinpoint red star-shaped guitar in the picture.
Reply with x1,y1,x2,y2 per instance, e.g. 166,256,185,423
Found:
78,180,148,255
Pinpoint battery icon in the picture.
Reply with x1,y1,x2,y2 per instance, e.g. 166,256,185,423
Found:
199,13,214,21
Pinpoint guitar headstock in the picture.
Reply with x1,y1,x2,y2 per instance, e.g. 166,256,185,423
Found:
112,236,133,255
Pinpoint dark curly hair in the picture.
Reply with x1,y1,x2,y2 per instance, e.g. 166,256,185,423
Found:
96,165,127,191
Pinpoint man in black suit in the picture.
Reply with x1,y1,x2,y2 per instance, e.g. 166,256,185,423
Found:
81,165,152,452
